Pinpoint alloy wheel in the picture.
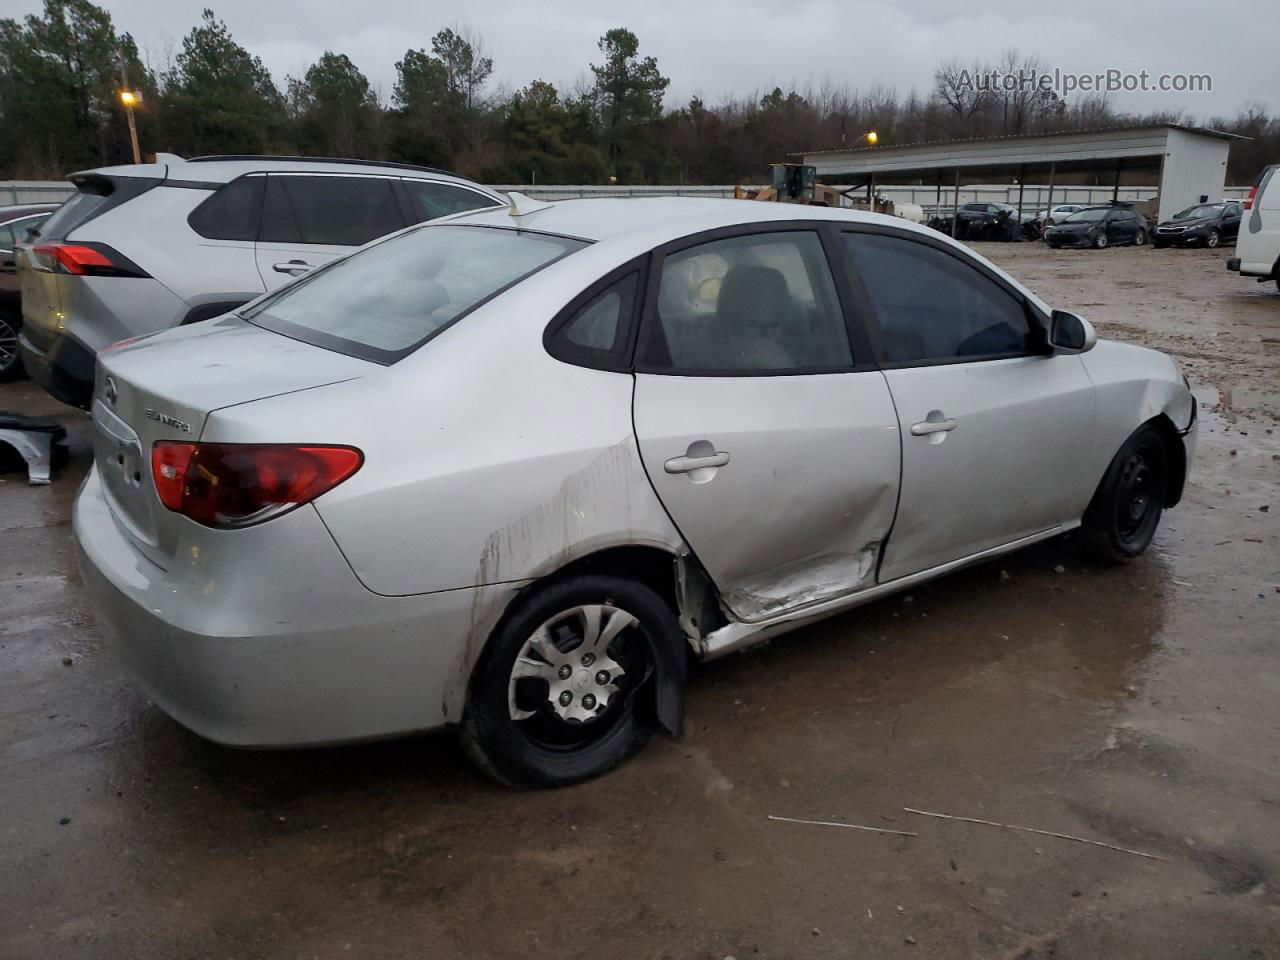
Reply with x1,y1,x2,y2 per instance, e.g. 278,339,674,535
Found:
1094,231,1108,249
1206,230,1220,248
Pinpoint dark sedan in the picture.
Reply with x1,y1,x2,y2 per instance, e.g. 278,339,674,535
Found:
1152,202,1242,248
1044,205,1147,249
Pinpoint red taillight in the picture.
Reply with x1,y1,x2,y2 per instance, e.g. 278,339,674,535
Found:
1243,185,1258,210
151,442,363,528
32,242,147,277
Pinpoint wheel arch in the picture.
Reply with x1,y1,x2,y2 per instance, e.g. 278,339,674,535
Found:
1145,412,1188,507
465,542,725,740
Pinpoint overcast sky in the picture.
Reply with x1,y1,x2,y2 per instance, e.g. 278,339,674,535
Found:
16,0,1277,120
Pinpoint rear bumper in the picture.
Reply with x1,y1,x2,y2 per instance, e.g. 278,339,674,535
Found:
18,327,95,409
74,466,521,746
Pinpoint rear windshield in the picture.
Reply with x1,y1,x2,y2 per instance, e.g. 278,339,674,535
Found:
1173,204,1223,220
39,174,159,240
244,225,587,363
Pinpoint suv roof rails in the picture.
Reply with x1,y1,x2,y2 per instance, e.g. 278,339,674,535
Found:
185,155,456,177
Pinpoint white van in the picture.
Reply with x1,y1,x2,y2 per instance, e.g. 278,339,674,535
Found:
1227,164,1280,292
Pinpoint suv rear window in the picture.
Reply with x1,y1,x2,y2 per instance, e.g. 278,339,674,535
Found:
39,174,159,241
244,225,587,363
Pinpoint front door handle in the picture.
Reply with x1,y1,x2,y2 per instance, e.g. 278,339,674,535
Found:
910,416,958,436
665,451,731,474
272,259,313,276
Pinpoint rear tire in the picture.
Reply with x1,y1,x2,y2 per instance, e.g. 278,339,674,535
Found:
0,312,25,382
1134,229,1147,246
1079,426,1168,564
460,574,677,787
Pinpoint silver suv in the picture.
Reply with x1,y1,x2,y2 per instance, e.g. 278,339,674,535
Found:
17,154,504,408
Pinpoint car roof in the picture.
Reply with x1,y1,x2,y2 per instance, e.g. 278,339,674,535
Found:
69,155,502,199
448,195,937,245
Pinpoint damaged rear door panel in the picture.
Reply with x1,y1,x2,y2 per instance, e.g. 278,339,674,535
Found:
630,225,901,621
634,372,900,621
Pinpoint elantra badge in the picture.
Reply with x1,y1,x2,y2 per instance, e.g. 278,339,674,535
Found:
145,409,192,433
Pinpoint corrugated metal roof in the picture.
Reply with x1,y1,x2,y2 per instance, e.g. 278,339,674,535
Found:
802,123,1247,158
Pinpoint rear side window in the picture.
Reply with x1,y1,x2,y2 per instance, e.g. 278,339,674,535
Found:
260,175,406,246
39,175,158,241
245,225,586,363
403,180,499,221
187,176,263,240
545,272,639,369
845,232,1032,365
638,231,853,374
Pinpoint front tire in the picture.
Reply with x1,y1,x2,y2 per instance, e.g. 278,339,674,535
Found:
1206,229,1220,248
1079,426,1168,564
461,574,678,787
1093,231,1108,249
0,311,25,382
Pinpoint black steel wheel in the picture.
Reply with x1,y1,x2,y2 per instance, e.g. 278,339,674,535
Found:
1080,426,1169,563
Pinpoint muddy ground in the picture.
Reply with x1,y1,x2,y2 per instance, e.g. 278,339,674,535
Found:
2,242,1278,959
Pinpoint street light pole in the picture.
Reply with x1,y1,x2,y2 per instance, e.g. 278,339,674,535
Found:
117,51,141,164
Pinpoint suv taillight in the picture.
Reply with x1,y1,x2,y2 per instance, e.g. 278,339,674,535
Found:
31,241,148,278
1243,185,1258,211
152,442,363,528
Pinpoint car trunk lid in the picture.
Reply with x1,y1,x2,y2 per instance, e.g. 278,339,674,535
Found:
91,316,373,568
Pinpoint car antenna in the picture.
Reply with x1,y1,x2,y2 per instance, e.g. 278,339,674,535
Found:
507,191,554,218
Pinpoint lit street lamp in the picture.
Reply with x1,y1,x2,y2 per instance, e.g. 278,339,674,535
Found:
118,88,142,164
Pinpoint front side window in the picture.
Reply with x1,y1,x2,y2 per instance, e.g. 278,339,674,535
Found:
245,225,585,362
844,232,1032,365
260,175,405,246
404,180,500,221
639,231,852,373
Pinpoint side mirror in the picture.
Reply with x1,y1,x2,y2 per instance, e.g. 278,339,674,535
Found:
1050,310,1097,354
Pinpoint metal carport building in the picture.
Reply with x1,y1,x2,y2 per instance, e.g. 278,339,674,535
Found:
801,124,1245,225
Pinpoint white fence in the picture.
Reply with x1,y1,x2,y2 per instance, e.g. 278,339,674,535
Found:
6,178,1249,213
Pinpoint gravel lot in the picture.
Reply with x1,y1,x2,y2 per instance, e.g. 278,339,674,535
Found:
2,240,1278,959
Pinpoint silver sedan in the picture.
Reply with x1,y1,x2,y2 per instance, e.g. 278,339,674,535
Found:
75,197,1197,786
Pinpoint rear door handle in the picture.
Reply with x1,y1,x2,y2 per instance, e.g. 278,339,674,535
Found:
910,417,958,436
272,259,313,276
664,451,731,474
